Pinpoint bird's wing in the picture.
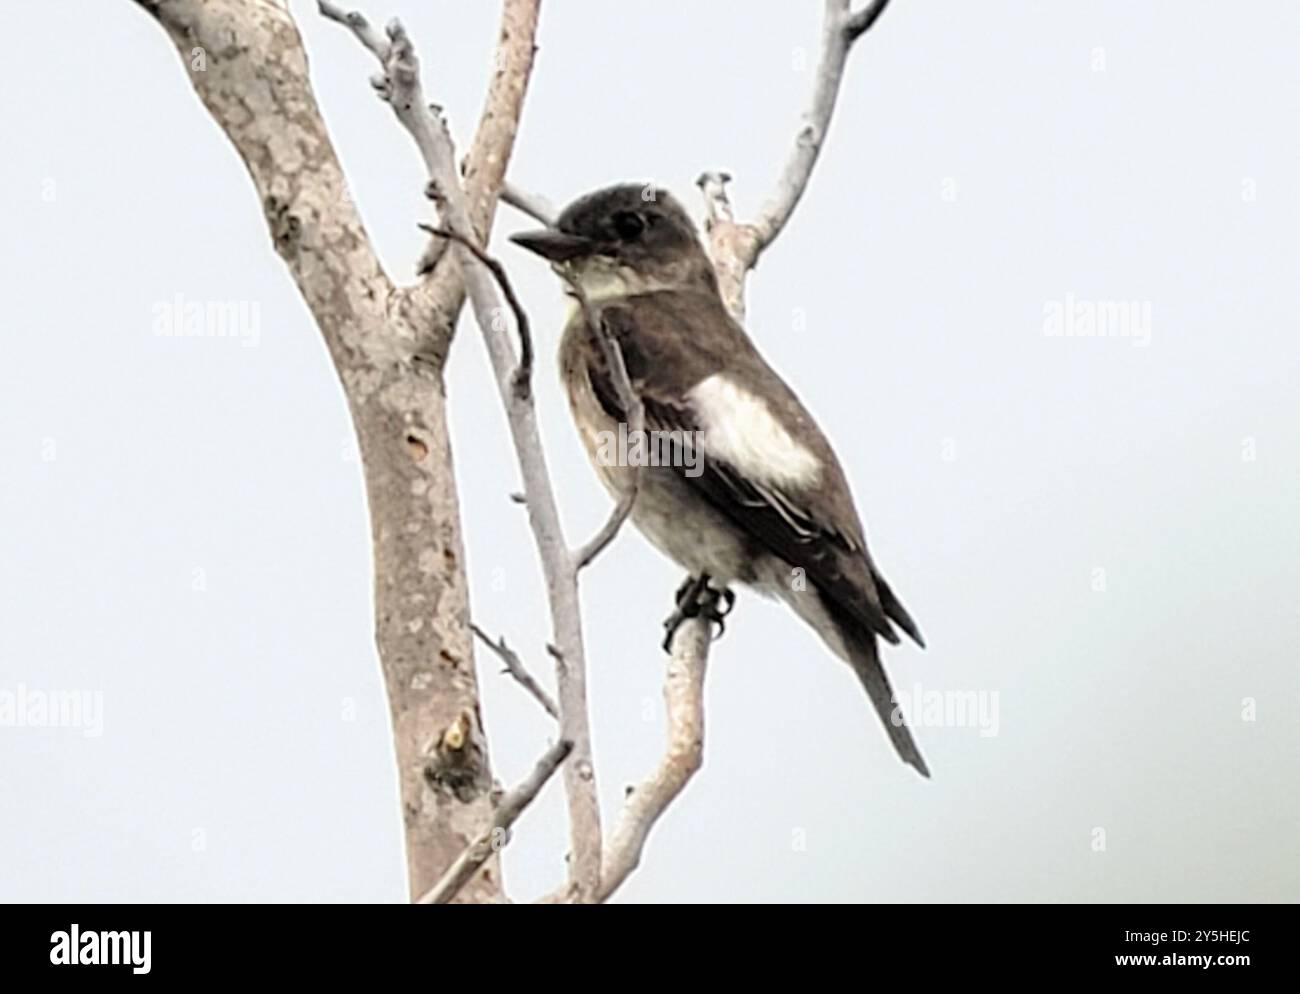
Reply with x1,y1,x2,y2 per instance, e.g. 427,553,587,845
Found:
582,290,923,648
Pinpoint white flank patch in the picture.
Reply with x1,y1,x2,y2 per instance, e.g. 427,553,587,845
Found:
689,374,821,487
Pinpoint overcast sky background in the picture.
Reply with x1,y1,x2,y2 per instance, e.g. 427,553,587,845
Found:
1,0,1297,903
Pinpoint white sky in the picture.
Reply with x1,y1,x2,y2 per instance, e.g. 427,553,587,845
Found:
1,0,1296,902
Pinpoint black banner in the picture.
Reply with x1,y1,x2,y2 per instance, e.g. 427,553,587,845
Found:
0,903,1288,981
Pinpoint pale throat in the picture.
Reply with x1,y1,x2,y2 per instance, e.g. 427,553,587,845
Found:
557,257,672,306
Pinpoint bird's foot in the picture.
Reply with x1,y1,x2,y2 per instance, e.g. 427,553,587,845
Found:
661,573,736,652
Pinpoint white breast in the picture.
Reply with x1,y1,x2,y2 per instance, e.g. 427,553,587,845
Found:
688,374,821,488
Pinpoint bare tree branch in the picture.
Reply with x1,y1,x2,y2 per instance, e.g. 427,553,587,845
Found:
417,738,574,905
694,170,752,319
406,0,543,357
572,467,638,572
568,284,645,572
471,623,559,719
502,181,559,226
596,617,711,902
457,1,543,241
317,0,387,57
751,0,894,255
419,224,534,400
845,0,893,41
324,7,606,901
699,0,893,314
130,0,541,902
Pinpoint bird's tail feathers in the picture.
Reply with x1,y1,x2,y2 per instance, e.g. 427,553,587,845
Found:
841,620,930,778
873,571,925,649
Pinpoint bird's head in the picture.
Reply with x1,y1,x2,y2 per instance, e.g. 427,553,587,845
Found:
511,184,716,300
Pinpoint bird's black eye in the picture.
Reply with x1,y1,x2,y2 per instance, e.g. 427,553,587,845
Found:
611,211,645,241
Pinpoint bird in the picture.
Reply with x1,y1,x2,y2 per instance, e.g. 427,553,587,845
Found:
511,184,929,777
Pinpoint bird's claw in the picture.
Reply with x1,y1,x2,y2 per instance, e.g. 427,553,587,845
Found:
661,574,735,652
713,588,736,618
707,588,737,641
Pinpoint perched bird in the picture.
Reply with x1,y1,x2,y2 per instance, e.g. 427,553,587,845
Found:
512,184,929,777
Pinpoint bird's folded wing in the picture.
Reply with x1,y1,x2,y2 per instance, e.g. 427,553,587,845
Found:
584,294,920,647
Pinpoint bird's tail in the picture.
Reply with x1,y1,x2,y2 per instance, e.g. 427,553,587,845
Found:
840,621,930,778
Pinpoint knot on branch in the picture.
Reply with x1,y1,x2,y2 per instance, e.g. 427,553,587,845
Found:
405,431,430,462
264,194,303,259
695,169,735,227
424,710,491,803
385,20,420,92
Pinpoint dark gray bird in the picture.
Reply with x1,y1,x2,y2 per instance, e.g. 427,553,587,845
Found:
512,184,929,777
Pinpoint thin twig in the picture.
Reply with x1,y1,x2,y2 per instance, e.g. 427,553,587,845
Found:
417,738,574,905
749,0,895,258
420,224,534,399
575,481,638,572
697,0,895,306
567,282,646,571
317,0,389,59
845,0,892,40
471,623,558,719
502,182,559,227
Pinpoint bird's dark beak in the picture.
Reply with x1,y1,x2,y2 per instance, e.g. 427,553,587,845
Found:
509,229,597,263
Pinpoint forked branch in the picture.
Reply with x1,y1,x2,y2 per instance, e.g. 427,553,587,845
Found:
323,3,607,900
